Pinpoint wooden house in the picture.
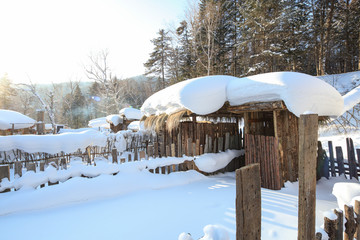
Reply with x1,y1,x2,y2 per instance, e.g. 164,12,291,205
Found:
140,72,344,189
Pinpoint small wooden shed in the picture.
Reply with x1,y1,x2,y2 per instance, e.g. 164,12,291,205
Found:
141,72,344,190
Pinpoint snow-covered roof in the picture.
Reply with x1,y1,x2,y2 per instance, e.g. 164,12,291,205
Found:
0,109,36,130
141,72,344,118
119,108,142,120
88,117,110,129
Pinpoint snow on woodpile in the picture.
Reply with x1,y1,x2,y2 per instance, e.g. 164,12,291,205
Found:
119,107,142,120
141,72,344,118
0,130,107,154
0,109,36,130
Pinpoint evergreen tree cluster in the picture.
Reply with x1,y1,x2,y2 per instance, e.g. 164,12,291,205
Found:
145,0,360,88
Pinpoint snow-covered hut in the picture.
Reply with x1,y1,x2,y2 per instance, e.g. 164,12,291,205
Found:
0,109,36,135
141,72,344,189
107,108,142,133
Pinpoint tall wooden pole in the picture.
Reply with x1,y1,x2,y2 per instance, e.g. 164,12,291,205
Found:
298,114,318,240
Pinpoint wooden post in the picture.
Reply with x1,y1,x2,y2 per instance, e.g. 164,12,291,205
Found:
328,141,336,177
324,209,343,240
60,158,67,170
166,145,170,157
335,147,346,176
236,164,261,240
112,148,118,164
154,142,159,158
354,200,360,240
0,165,10,192
225,132,230,150
128,154,132,162
344,205,357,240
14,161,22,178
298,114,318,240
134,147,138,161
120,158,125,164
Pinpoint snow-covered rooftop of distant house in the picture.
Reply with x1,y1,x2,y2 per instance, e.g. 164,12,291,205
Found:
88,117,109,129
119,107,142,120
0,109,36,130
141,72,344,118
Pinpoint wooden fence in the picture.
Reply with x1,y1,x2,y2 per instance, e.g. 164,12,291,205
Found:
323,138,360,179
244,134,282,190
316,200,360,240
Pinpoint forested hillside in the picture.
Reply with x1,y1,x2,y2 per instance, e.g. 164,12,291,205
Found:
145,0,360,87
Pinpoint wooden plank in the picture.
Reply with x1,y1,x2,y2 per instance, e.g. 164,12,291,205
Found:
120,158,125,164
328,141,336,177
27,162,36,172
154,142,159,158
335,147,346,176
134,147,138,161
349,138,358,179
171,143,176,157
324,209,343,240
128,154,132,162
218,137,224,152
236,164,261,240
187,138,192,156
14,161,22,178
60,158,67,170
195,139,200,156
225,132,230,150
298,114,318,240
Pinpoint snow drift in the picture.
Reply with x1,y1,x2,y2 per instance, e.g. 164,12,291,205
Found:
141,72,343,118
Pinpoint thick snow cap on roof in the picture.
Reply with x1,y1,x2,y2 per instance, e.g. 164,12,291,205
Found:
141,72,344,118
0,109,36,130
119,108,142,120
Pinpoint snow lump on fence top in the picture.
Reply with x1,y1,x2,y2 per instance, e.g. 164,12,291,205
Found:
141,72,344,118
119,107,142,120
0,109,36,130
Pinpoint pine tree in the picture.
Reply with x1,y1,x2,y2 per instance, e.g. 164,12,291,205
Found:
144,29,172,90
72,84,86,128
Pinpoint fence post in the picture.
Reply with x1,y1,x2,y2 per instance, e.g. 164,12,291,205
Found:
328,141,336,177
344,205,357,240
298,114,318,240
27,162,36,172
324,209,343,240
0,165,10,192
236,163,261,240
354,200,360,240
112,148,118,164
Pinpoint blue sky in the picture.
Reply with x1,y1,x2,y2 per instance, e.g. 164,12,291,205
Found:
0,0,193,84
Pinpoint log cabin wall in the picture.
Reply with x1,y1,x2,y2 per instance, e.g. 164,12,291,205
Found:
157,120,242,158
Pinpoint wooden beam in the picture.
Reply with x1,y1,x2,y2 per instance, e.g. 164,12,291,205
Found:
228,101,287,114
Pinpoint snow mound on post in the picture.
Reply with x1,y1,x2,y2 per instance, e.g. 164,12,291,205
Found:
141,72,343,118
119,108,142,120
332,182,360,210
0,109,36,130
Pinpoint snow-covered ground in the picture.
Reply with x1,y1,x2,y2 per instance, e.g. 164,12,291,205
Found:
0,162,355,240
